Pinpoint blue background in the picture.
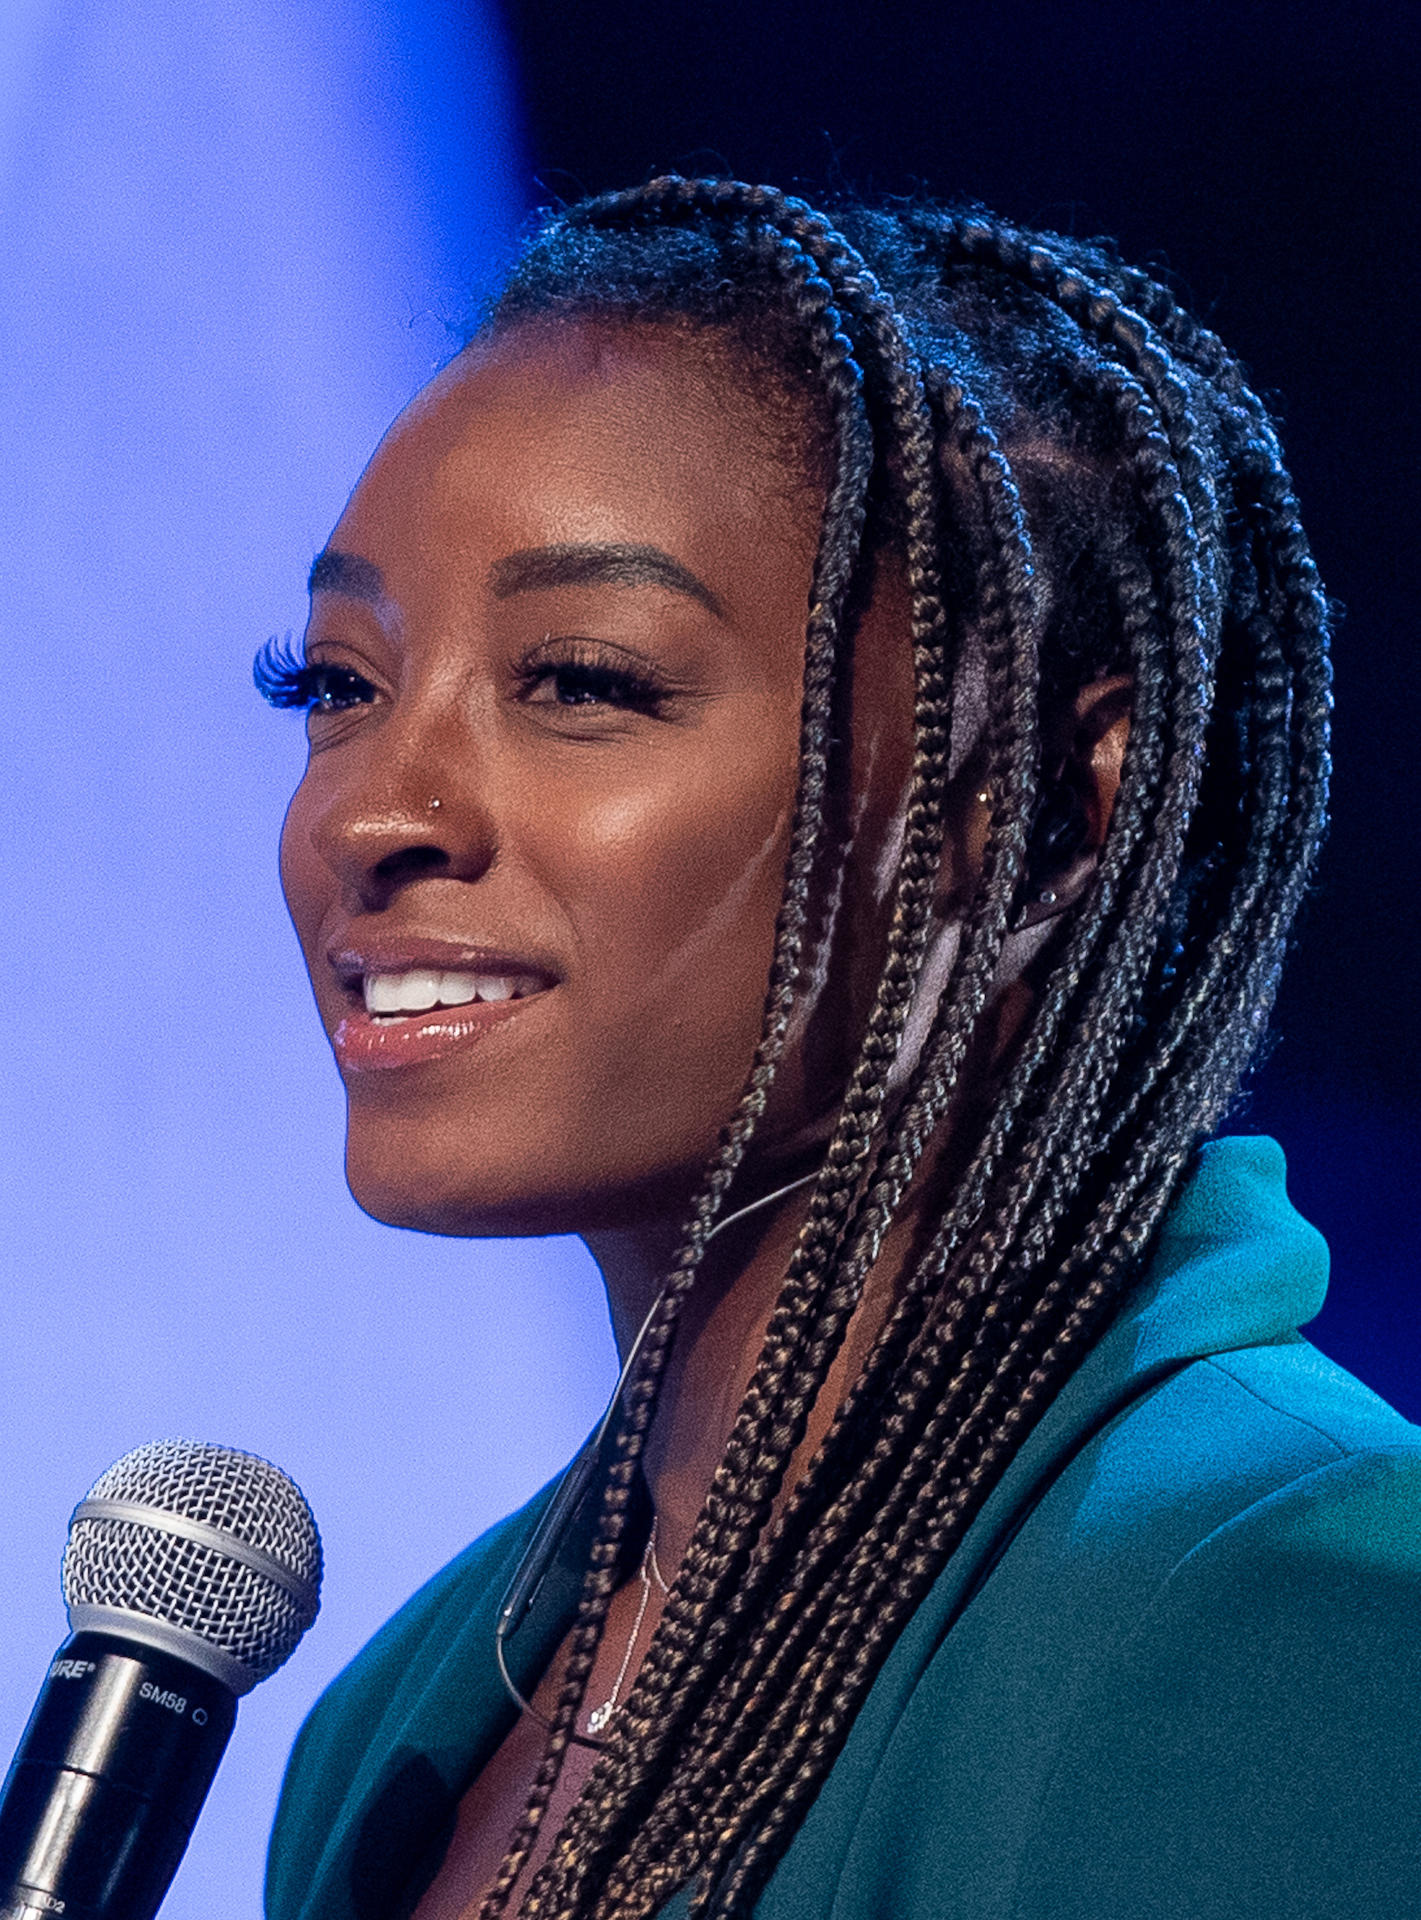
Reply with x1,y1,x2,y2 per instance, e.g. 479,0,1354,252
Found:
0,4,1415,1917
0,5,614,1916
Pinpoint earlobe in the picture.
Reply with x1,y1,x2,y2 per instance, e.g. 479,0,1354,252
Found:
1024,779,1093,879
1011,785,1091,930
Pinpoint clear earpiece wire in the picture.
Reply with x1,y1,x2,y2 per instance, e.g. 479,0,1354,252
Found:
493,1166,820,1736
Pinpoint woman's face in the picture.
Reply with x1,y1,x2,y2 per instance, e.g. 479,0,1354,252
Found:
280,321,914,1236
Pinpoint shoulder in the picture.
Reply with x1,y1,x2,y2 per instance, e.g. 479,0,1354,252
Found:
285,1497,533,1785
1111,1339,1421,1657
1005,1346,1421,1918
265,1496,543,1920
819,1343,1421,1920
1052,1333,1421,1575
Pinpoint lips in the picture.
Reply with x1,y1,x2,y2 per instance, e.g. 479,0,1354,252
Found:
361,967,541,1016
326,938,559,1073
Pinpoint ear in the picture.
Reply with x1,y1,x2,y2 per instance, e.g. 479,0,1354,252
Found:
1012,673,1133,929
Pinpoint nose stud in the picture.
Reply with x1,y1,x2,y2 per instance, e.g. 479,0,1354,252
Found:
427,798,442,811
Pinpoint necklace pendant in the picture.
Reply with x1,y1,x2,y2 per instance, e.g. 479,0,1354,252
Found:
582,1524,660,1742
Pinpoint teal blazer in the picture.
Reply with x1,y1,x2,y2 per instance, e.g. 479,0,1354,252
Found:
266,1138,1421,1919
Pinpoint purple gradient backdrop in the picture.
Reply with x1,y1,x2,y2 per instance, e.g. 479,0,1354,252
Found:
0,5,615,1916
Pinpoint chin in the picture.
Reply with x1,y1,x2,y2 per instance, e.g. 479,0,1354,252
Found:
343,1123,716,1242
345,1151,568,1238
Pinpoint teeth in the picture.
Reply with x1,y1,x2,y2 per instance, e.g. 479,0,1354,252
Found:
438,972,482,1007
364,969,438,1014
362,969,536,1016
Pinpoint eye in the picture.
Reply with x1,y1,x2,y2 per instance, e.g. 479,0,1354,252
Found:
254,636,377,714
303,663,378,714
516,640,671,716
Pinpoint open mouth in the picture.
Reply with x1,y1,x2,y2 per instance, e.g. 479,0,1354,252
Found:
361,967,546,1022
330,961,556,1072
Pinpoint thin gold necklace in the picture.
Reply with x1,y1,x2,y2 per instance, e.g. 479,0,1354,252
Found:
584,1520,669,1737
494,1165,820,1741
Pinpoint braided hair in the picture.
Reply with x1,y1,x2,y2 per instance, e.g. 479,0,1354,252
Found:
468,177,1332,1920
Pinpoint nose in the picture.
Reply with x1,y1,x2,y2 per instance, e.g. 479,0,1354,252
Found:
298,732,499,913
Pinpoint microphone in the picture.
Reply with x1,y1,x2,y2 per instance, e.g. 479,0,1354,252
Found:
0,1440,322,1920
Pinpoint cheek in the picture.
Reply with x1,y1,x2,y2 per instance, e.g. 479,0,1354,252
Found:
553,770,796,1188
277,778,325,953
563,777,793,996
527,739,799,1118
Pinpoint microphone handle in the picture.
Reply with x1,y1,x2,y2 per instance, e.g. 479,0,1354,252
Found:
0,1633,236,1920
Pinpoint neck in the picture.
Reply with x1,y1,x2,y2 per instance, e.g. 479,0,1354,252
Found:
581,1161,923,1574
575,968,1041,1578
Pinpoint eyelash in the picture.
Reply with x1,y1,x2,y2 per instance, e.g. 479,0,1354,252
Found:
252,636,672,717
516,640,670,714
253,636,375,713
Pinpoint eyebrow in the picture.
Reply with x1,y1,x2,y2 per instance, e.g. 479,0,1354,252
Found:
308,549,384,600
487,543,725,618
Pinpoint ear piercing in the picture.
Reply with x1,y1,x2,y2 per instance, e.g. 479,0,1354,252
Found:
1010,888,1062,932
427,798,441,811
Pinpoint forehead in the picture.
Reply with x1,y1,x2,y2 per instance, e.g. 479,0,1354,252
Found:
335,321,821,584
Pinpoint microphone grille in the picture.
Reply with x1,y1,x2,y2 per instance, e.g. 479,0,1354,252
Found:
61,1440,322,1689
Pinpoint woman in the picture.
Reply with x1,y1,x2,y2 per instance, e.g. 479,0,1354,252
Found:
259,179,1421,1920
